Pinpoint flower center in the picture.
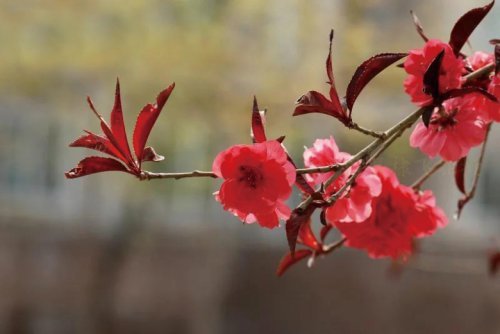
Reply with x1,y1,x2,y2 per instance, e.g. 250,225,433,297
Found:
238,165,263,189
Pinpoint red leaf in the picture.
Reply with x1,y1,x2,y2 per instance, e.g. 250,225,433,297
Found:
276,249,312,277
286,205,316,255
110,79,134,163
69,131,122,159
455,157,467,194
86,96,129,164
325,30,346,122
251,96,267,143
410,10,429,42
345,53,407,112
133,83,175,164
449,1,495,57
489,251,500,276
423,49,445,101
142,146,165,162
298,219,320,250
65,156,130,179
294,91,347,124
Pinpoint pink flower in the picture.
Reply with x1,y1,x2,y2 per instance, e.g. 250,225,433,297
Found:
335,166,447,260
467,51,494,72
213,140,295,229
303,137,382,223
404,39,464,106
410,97,487,161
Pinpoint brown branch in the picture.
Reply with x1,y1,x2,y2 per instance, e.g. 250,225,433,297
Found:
350,122,386,139
140,170,217,180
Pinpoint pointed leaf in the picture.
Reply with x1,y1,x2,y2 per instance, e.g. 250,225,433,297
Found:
87,96,129,164
286,205,316,255
410,10,429,42
251,96,267,143
455,157,467,194
298,219,320,250
346,53,407,112
422,105,435,128
133,83,175,163
276,249,313,277
142,146,165,162
285,156,315,195
423,50,445,100
110,79,134,163
325,30,347,122
69,131,122,159
449,1,495,56
65,156,130,179
326,29,335,84
294,91,347,124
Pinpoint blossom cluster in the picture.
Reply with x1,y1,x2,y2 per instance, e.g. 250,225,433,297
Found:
65,1,499,276
406,41,499,161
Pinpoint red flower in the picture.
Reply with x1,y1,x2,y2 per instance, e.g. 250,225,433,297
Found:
409,97,487,161
467,51,494,72
404,39,464,106
303,137,382,223
335,166,447,260
213,140,295,229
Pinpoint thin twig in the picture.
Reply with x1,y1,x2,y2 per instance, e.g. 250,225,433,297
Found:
350,122,386,139
322,237,347,254
456,123,492,217
140,170,217,180
411,160,447,190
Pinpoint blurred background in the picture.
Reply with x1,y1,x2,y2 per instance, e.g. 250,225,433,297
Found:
0,0,499,333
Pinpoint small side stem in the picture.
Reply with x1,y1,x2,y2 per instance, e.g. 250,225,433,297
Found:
411,160,447,190
456,123,492,217
350,122,386,139
140,170,217,180
322,237,347,254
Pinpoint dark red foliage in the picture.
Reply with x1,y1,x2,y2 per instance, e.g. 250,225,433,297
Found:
423,50,446,101
251,96,267,143
286,205,316,255
65,156,131,179
276,249,313,277
66,80,174,178
295,30,404,126
455,157,467,194
133,83,175,165
294,30,350,126
345,53,407,112
449,1,495,56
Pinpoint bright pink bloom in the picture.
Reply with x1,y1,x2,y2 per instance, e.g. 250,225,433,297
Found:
467,51,494,71
404,39,464,106
303,137,382,223
335,166,447,260
213,140,295,229
410,97,487,161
